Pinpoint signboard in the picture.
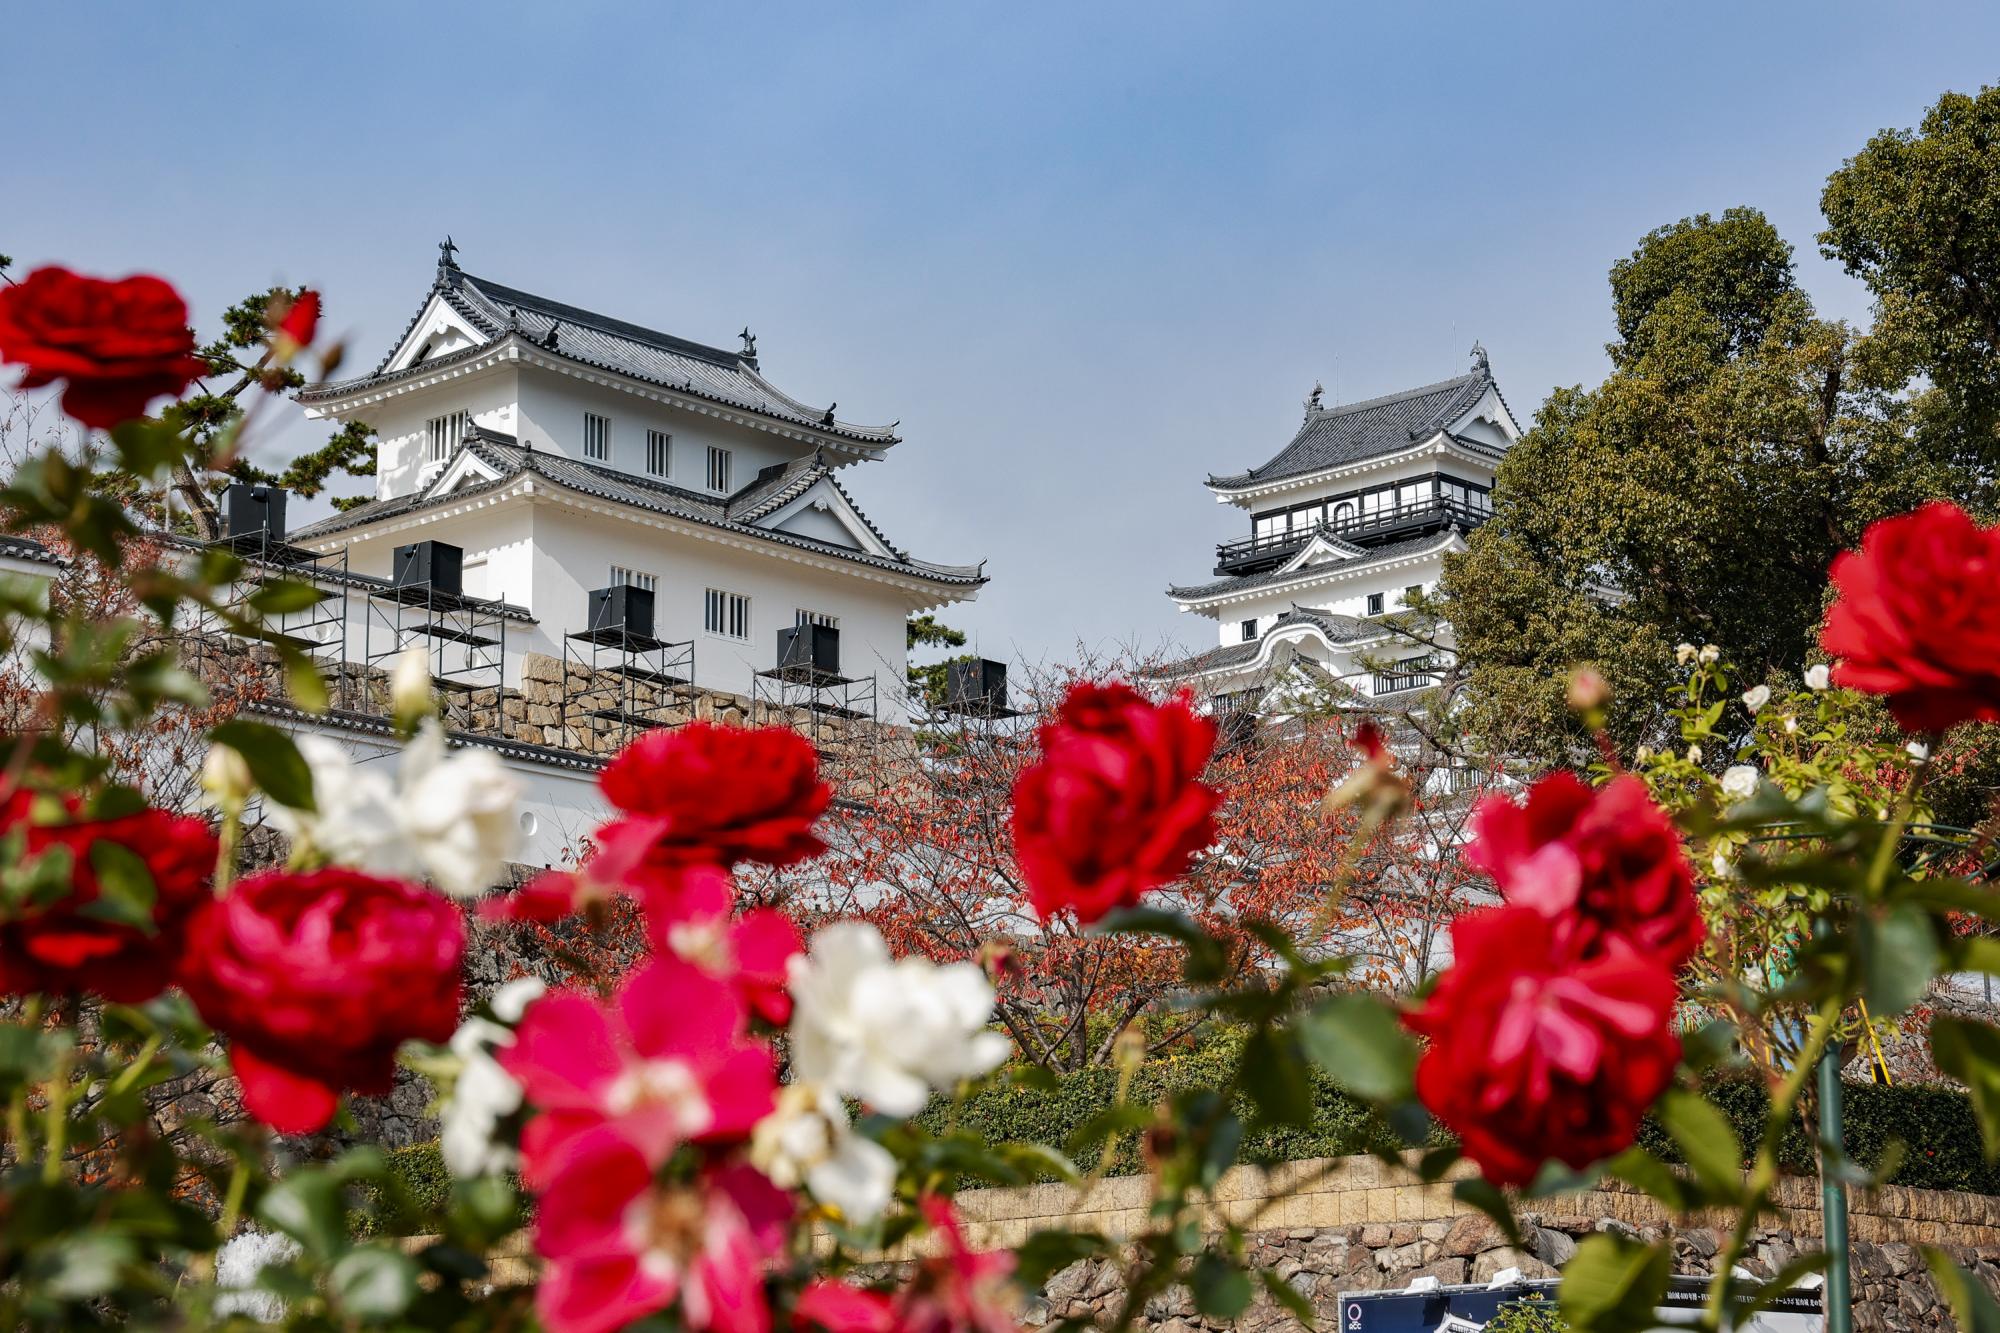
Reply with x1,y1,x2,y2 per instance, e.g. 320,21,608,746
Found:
1337,1277,1822,1331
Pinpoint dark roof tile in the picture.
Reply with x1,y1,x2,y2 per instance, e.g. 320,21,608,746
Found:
1208,371,1500,490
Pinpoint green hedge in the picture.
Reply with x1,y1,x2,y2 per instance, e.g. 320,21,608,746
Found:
1636,1074,2000,1195
915,1042,1423,1178
380,1059,1996,1200
929,1050,1997,1195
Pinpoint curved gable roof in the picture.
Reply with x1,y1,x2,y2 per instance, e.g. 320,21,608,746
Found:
1208,371,1502,491
299,262,901,448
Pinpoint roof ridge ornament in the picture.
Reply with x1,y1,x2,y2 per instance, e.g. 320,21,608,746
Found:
438,236,459,273
820,403,836,427
1470,340,1489,376
541,319,561,351
739,326,758,365
1304,380,1324,417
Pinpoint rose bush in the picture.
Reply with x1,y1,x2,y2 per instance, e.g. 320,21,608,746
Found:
4,261,2000,1333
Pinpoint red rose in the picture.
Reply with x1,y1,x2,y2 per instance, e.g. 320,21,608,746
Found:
1405,906,1680,1186
0,266,207,428
1822,502,2000,733
1010,682,1220,924
1466,772,1703,968
599,722,830,868
179,868,464,1133
0,791,216,1003
274,288,319,347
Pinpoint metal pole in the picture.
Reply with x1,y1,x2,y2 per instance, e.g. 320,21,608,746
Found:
1818,1045,1852,1332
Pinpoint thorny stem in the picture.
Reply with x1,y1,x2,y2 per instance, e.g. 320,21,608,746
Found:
40,1044,71,1185
1703,994,1841,1331
1700,764,1926,1329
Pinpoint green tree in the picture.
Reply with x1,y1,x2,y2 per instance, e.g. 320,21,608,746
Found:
174,286,376,532
905,611,969,711
1442,208,1969,764
1821,84,2000,456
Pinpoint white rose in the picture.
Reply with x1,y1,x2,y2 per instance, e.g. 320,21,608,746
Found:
439,977,545,1179
1698,645,1721,665
1687,745,1703,764
1804,664,1831,691
750,1082,897,1223
390,644,434,721
1675,643,1698,665
1741,685,1770,714
787,922,1011,1117
1907,741,1931,762
1711,847,1734,879
1720,765,1759,802
266,722,522,899
1782,716,1799,734
214,1229,303,1323
398,724,523,898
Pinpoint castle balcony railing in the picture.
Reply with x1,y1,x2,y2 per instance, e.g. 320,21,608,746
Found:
1213,497,1489,575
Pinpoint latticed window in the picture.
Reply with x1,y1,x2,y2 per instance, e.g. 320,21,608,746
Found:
611,566,658,592
705,588,749,640
706,446,733,493
646,430,670,477
426,411,467,464
583,413,611,462
796,609,838,629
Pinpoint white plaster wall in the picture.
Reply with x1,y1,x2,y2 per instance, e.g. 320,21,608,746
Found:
361,366,521,501
525,501,916,720
513,370,803,490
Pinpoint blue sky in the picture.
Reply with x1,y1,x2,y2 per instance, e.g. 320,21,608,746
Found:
5,3,1997,668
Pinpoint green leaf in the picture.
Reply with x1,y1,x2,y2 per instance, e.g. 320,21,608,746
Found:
246,579,329,616
330,1246,419,1319
107,418,191,481
209,720,316,811
1734,1250,1830,1320
1927,1249,2000,1331
83,840,159,929
1239,1026,1313,1128
1858,902,1939,1016
1189,1253,1252,1320
1605,1147,1692,1213
1013,1230,1114,1288
1258,1269,1316,1329
1295,992,1416,1102
39,1232,137,1300
1656,1088,1745,1202
1451,1177,1522,1248
1931,1017,2000,1159
1558,1234,1670,1332
258,1169,348,1258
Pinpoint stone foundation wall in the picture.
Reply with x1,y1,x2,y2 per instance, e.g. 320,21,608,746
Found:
933,1156,2000,1332
180,634,901,765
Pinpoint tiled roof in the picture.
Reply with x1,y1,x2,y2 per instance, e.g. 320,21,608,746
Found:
0,534,61,566
298,265,900,447
291,433,985,588
1158,606,1393,677
1167,532,1456,601
1208,371,1500,490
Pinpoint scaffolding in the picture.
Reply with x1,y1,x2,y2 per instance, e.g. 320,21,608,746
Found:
752,661,879,756
559,623,696,751
363,580,508,732
187,530,351,709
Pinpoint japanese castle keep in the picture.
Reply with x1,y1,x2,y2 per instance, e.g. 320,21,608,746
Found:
1160,348,1520,710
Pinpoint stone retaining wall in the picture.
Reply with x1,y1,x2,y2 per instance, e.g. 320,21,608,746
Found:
928,1155,2000,1332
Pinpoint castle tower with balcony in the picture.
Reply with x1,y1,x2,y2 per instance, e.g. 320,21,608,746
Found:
1158,347,1519,711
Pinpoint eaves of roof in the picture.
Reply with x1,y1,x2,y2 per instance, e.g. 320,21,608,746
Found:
291,440,986,589
1167,532,1458,603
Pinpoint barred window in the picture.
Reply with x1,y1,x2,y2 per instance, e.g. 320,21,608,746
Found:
705,588,750,640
